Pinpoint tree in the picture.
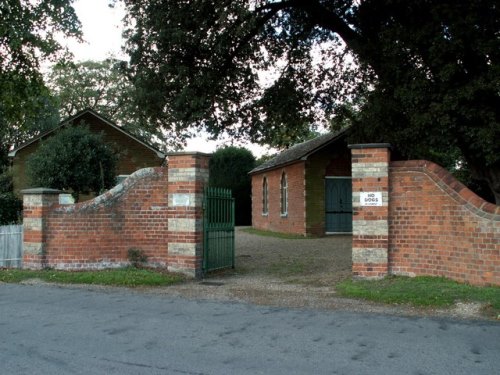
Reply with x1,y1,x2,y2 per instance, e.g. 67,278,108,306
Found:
46,59,186,151
47,59,131,120
209,147,256,225
121,0,500,203
0,0,81,165
26,126,117,202
0,167,22,225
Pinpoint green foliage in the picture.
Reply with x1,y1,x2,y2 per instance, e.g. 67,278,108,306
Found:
121,0,360,149
46,59,179,151
0,168,22,224
26,126,117,201
0,193,22,225
0,0,80,158
351,0,500,203
337,276,500,317
209,147,255,225
127,248,148,268
122,0,500,203
0,168,13,193
0,268,183,287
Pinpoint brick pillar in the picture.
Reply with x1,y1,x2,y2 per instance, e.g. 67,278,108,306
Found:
21,188,62,269
348,144,391,279
167,152,210,278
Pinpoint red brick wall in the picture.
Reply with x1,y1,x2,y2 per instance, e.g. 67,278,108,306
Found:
389,160,500,286
252,162,306,235
22,153,210,276
42,168,169,268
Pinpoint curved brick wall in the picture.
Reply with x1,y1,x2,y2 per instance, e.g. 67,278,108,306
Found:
389,160,500,286
23,153,210,276
41,167,169,269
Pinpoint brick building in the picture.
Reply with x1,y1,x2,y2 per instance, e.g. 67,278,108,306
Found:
250,130,352,236
9,109,165,199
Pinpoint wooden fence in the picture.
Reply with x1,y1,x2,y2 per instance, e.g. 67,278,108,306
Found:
0,225,23,268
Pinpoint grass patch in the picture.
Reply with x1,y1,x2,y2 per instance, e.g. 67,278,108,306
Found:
241,227,309,239
0,267,184,287
337,276,500,316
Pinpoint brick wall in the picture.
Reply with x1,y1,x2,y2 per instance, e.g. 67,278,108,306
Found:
252,162,306,235
22,153,210,277
349,144,391,279
350,144,500,286
389,160,500,286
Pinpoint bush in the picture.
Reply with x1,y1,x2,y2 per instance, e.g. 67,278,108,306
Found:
26,125,117,201
127,248,148,268
0,193,22,224
209,146,255,225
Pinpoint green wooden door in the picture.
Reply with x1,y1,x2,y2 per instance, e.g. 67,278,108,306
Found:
325,178,352,233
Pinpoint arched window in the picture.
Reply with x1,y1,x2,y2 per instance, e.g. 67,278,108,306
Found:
280,172,288,216
262,177,269,215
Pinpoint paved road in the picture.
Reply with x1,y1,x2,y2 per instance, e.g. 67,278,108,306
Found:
1,284,498,375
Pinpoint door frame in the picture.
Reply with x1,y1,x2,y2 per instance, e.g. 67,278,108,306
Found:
324,176,352,235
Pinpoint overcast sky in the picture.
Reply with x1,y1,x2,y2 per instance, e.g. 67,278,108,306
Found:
65,0,272,156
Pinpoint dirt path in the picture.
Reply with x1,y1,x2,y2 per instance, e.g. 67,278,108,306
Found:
157,228,489,320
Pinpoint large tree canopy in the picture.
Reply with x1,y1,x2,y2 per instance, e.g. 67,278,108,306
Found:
121,0,500,203
0,0,81,163
46,59,184,150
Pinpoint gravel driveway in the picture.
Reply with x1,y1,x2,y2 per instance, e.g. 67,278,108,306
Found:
157,228,487,320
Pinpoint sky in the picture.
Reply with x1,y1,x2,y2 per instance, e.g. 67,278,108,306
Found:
64,0,273,157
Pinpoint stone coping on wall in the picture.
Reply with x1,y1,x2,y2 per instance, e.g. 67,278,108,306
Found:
53,167,165,214
390,160,500,219
166,151,212,157
348,143,392,149
21,187,64,195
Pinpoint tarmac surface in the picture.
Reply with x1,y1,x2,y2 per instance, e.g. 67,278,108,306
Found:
1,283,499,375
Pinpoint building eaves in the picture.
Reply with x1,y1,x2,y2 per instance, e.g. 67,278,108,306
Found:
8,108,166,159
249,128,349,175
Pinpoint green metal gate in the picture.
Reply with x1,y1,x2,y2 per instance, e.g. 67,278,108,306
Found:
203,187,235,273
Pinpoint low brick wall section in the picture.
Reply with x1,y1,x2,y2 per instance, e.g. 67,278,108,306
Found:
389,160,500,286
23,168,169,269
22,152,211,277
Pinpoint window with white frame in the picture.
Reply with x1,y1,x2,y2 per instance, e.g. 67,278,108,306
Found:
280,172,288,216
262,177,269,215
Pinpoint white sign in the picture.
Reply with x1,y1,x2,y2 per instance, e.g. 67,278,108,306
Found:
360,192,383,206
59,194,75,205
172,193,191,207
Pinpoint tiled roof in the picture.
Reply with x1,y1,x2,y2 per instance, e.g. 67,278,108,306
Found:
8,108,165,158
249,128,348,174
